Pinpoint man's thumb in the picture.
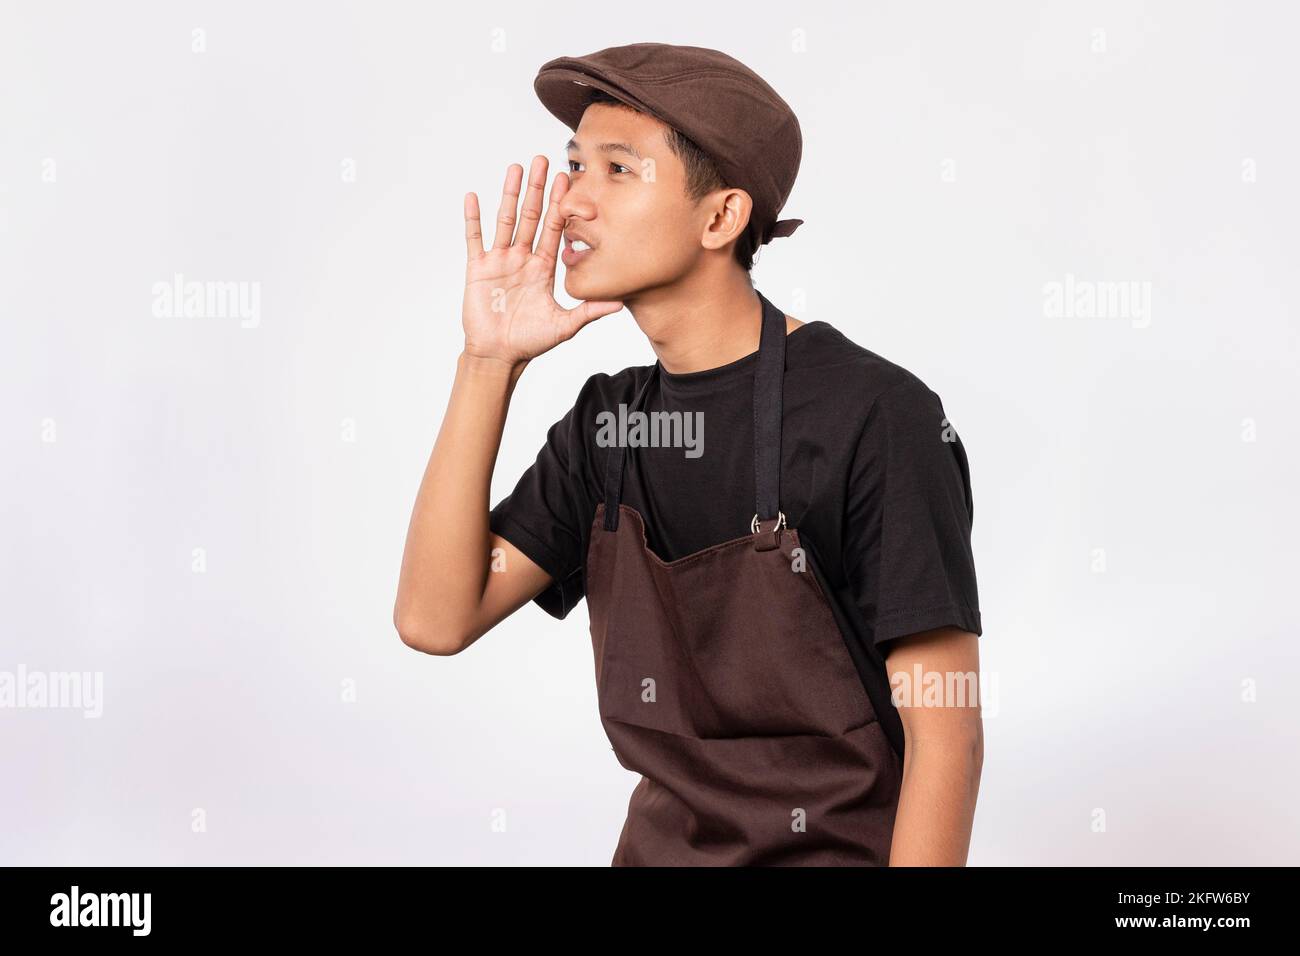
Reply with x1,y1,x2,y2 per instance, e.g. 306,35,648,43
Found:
569,299,624,329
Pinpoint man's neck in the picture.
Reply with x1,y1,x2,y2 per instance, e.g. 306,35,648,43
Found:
625,271,787,375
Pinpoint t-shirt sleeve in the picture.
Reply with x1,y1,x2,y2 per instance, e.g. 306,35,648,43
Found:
488,402,587,620
843,378,983,647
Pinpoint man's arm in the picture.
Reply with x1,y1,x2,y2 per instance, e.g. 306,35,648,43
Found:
393,351,554,655
884,625,984,866
393,156,623,655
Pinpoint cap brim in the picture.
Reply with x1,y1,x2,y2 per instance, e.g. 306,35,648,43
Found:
534,64,651,132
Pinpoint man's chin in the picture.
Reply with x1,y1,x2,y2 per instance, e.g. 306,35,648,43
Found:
563,273,625,304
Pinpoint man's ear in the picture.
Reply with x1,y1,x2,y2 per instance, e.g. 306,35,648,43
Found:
700,187,753,252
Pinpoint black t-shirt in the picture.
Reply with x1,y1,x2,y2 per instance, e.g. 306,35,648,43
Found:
489,318,982,660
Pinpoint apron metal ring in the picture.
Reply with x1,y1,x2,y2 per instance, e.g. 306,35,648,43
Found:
750,511,786,535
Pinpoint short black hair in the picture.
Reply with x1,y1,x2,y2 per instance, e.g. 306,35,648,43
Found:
583,88,757,273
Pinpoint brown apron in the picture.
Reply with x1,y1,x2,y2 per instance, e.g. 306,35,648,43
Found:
584,291,904,866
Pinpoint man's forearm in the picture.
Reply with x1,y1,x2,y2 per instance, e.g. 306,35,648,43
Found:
888,726,983,866
394,350,526,651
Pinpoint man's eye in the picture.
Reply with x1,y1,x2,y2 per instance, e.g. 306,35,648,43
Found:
566,159,631,175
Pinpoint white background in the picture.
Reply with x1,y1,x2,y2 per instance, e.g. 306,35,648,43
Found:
2,0,1296,865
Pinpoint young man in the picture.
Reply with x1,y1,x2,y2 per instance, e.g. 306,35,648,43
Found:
395,43,984,866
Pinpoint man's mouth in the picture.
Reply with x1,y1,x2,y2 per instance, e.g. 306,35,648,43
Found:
561,235,595,267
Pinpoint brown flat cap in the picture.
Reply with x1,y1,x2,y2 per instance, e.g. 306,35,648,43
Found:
534,42,804,251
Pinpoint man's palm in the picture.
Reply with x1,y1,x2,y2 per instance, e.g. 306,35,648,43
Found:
462,157,622,364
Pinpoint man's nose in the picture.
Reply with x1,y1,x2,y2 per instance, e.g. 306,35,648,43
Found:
558,176,596,221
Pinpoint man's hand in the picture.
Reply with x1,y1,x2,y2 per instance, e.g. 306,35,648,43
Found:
462,156,623,367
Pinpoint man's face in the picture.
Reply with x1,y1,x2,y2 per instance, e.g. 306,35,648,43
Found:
557,103,708,302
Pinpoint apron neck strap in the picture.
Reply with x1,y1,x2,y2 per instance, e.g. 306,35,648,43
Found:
602,363,656,531
602,290,787,533
751,289,786,527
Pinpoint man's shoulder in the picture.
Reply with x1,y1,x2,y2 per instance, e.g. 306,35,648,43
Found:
790,321,942,415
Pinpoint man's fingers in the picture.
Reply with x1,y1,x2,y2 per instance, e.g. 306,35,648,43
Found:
566,298,624,334
536,172,569,265
491,164,524,250
513,156,548,250
464,192,484,260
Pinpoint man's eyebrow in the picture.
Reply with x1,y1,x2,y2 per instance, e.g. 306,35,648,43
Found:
565,137,643,161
